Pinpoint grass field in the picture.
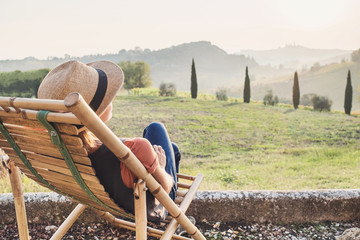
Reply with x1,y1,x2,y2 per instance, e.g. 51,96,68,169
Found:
1,92,360,192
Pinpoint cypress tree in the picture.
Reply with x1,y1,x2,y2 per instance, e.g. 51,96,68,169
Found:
191,58,198,99
344,69,353,115
292,71,300,109
243,66,250,103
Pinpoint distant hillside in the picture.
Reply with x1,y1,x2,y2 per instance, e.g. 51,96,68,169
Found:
238,45,352,70
0,41,260,91
251,61,360,111
2,42,355,101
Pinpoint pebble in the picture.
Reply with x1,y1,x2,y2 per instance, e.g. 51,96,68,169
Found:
44,225,57,232
213,221,221,229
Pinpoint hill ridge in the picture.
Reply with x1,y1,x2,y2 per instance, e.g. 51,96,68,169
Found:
0,41,258,91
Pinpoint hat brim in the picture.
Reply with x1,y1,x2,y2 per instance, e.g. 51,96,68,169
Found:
86,60,124,115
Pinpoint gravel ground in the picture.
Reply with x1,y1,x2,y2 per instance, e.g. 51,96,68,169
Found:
201,221,360,239
0,221,359,240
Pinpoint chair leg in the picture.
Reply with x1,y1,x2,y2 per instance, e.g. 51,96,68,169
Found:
50,204,87,240
134,179,147,240
161,173,204,240
9,161,30,240
92,209,191,240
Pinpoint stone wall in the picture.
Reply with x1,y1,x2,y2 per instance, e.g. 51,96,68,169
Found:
188,190,360,223
1,190,360,225
0,192,102,224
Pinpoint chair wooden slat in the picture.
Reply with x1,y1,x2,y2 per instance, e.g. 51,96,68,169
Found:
176,190,187,197
27,159,97,182
4,147,90,165
24,172,129,216
20,175,111,214
2,148,91,166
0,134,86,155
177,182,191,189
174,197,184,204
16,161,117,204
23,173,122,214
13,160,105,193
0,139,87,157
14,157,125,216
177,173,196,181
11,157,101,191
10,154,100,185
13,158,127,213
0,116,79,135
40,177,108,201
47,182,117,207
6,150,94,174
2,124,83,146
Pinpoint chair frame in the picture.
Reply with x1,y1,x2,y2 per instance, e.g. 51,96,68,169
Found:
0,93,206,240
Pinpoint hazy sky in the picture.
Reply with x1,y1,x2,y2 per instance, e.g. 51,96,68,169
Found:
1,0,360,60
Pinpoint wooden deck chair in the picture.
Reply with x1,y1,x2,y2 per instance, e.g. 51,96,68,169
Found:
0,93,206,240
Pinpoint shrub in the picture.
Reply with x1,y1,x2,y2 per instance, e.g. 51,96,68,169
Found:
351,49,360,62
310,62,321,72
263,90,279,106
159,83,176,97
301,93,317,106
311,95,332,112
216,88,228,101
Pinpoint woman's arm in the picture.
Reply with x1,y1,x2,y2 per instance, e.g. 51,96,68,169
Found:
122,138,174,192
152,166,174,194
152,145,174,194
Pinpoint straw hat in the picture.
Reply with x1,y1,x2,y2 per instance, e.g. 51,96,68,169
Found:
38,60,123,115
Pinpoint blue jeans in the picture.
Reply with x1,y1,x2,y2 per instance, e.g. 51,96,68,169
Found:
143,122,180,201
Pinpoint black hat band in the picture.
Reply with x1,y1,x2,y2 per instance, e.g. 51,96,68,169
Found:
89,69,108,112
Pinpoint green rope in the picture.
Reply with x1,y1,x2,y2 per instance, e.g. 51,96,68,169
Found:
36,111,133,219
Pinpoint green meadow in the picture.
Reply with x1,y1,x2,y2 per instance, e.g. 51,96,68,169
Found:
108,93,360,190
1,92,360,192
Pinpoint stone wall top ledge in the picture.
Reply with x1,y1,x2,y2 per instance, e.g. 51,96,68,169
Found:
197,189,360,201
0,192,71,204
1,189,359,204
1,190,360,224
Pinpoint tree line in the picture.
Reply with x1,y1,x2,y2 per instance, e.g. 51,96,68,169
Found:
0,69,50,98
0,61,153,98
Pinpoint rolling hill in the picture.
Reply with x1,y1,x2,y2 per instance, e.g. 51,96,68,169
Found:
0,41,260,91
0,42,357,111
238,45,352,70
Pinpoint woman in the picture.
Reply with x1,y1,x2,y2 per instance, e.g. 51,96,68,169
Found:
38,60,180,221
